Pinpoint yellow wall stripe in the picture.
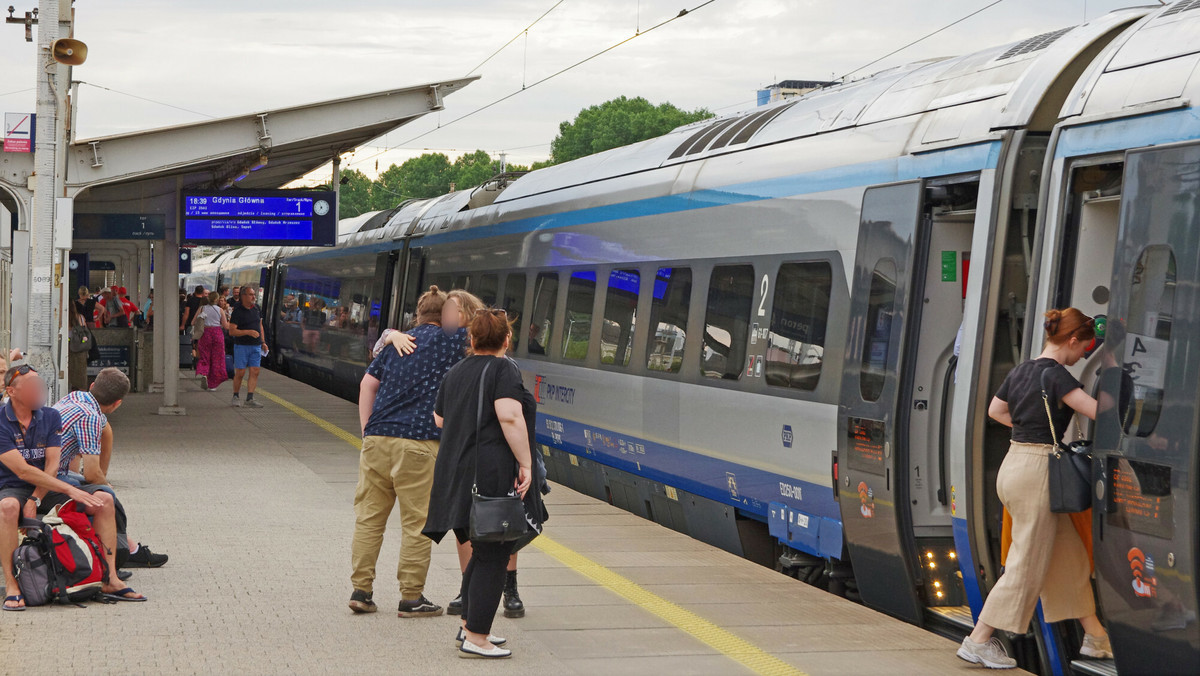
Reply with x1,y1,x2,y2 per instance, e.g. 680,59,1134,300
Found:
261,386,805,676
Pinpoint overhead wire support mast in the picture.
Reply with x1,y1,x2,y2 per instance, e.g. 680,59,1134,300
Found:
352,0,719,167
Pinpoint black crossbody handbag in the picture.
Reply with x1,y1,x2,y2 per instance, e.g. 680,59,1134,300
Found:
1041,368,1093,513
468,361,530,543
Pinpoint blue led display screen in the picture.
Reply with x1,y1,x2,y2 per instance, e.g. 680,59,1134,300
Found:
181,190,336,246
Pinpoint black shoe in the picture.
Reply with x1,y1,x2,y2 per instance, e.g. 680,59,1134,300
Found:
124,545,168,568
397,595,443,617
348,589,377,614
447,594,463,616
117,570,133,582
503,570,524,618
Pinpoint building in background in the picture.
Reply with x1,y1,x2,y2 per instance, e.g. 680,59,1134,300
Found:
756,80,837,106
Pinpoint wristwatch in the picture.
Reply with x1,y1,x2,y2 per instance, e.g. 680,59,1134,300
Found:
29,496,41,508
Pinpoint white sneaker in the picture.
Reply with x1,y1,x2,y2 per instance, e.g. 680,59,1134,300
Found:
459,638,511,659
456,627,507,646
231,395,241,408
957,636,1017,669
1080,633,1113,659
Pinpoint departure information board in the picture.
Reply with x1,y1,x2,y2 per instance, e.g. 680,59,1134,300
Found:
182,190,336,246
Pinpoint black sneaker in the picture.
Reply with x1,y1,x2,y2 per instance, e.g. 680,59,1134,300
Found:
397,595,443,618
117,570,133,582
447,594,463,616
124,545,168,568
349,589,377,614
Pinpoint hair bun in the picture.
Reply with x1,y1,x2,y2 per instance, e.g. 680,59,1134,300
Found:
1043,309,1061,334
429,285,440,294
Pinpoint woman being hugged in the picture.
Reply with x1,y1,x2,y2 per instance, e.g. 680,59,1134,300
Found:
424,308,544,659
957,308,1109,669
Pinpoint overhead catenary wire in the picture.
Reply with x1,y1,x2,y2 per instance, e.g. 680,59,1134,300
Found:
76,80,216,119
465,0,567,76
837,0,1007,82
349,0,719,170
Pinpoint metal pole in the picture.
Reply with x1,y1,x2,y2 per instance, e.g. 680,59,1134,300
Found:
27,0,59,393
158,177,183,415
331,153,340,223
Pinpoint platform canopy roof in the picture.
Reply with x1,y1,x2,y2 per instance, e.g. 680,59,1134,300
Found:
63,76,478,202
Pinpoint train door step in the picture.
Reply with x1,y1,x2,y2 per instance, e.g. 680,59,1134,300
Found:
1070,658,1117,676
924,605,974,633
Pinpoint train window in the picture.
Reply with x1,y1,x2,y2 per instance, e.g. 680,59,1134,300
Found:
766,262,832,390
452,274,470,290
502,274,526,351
528,273,558,357
1121,246,1176,437
601,269,639,366
702,265,754,380
277,253,384,367
562,271,596,360
860,258,898,402
428,275,452,294
646,267,691,374
477,274,499,306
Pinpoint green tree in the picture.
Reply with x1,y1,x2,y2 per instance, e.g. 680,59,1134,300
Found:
336,168,374,218
549,96,713,164
370,152,455,209
451,149,499,190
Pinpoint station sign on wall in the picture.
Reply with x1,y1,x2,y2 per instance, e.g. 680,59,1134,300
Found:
3,112,34,153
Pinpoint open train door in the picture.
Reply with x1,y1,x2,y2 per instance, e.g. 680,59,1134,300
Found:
837,182,925,624
1091,142,1200,675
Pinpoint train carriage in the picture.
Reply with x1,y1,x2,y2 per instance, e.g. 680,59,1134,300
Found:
183,5,1200,673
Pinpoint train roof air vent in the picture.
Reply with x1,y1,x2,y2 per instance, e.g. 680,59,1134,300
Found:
995,26,1072,61
1162,0,1200,17
666,102,796,160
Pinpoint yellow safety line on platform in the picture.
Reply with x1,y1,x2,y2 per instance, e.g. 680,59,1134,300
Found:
262,386,806,676
532,535,806,676
255,389,363,449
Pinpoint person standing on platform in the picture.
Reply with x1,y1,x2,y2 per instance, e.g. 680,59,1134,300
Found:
957,308,1109,669
348,286,465,618
424,309,544,659
229,287,266,408
194,293,229,391
141,290,154,329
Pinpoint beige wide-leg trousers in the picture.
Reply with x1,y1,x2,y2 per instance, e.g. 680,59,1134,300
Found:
978,442,1096,633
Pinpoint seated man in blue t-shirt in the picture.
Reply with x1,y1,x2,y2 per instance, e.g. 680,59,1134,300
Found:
348,286,466,617
0,362,145,610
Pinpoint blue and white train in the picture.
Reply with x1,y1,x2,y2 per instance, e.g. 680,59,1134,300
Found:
186,5,1200,674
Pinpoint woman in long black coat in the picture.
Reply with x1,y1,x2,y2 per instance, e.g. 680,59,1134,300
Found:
425,309,544,659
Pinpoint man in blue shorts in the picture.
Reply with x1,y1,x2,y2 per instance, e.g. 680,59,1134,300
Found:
229,287,266,408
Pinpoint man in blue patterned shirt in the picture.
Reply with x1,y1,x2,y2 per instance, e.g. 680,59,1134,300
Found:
349,286,467,617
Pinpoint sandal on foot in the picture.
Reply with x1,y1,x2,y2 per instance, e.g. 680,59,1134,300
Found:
3,594,24,611
103,587,146,602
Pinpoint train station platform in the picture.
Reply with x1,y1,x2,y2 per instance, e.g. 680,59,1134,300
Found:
0,369,1020,676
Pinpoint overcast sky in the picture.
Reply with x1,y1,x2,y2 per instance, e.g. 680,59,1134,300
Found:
0,0,1142,183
